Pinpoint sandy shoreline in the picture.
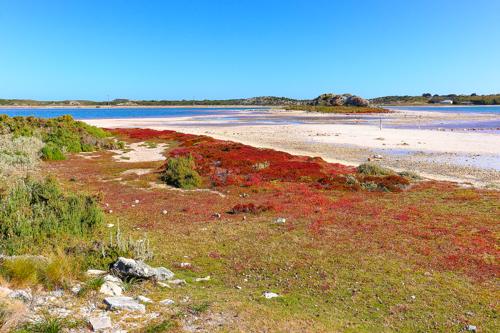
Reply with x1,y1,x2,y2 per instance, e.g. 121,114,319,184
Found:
81,108,500,186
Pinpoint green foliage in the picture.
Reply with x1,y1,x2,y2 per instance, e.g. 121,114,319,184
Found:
287,105,388,113
41,146,66,160
398,170,422,180
0,176,104,254
77,276,105,297
0,115,115,161
162,154,202,189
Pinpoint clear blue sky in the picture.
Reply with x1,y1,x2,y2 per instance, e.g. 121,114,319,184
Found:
1,0,499,101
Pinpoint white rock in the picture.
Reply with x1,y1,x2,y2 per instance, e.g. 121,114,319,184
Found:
86,269,108,276
160,299,175,305
71,285,82,295
263,292,279,299
134,200,140,204
103,297,145,312
273,218,286,224
108,210,113,213
194,276,210,282
104,275,122,284
236,286,242,289
180,263,191,268
466,325,477,331
168,279,186,287
111,257,174,280
410,295,416,300
99,282,123,296
89,316,112,331
162,210,168,214
136,295,153,303
107,224,114,228
157,282,171,288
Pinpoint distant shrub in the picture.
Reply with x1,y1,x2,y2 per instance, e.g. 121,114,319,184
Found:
41,146,66,160
161,154,202,189
0,176,104,254
357,163,394,176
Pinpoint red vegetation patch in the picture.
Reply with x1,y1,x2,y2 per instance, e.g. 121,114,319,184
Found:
231,203,274,214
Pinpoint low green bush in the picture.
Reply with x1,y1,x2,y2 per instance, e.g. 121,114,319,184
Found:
41,146,66,160
162,154,202,189
0,176,104,254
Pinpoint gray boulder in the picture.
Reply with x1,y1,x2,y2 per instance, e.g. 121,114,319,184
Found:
103,297,145,312
111,257,174,281
8,290,31,302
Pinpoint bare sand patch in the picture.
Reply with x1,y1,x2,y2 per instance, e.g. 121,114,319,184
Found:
113,142,168,163
121,168,154,176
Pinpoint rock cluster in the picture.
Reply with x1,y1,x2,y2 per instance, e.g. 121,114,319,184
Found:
309,93,370,107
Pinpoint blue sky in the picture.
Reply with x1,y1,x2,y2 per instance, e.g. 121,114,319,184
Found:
1,0,499,100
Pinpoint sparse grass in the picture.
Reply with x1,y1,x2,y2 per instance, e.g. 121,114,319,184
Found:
0,250,80,290
188,301,211,314
15,311,70,333
141,319,179,332
398,170,423,180
0,298,27,333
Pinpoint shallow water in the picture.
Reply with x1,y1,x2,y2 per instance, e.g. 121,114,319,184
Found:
0,107,270,120
384,105,500,115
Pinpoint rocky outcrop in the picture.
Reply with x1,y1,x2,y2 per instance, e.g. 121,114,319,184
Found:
111,257,174,281
309,94,369,107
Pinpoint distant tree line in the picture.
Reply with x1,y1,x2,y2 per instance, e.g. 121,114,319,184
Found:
370,93,500,106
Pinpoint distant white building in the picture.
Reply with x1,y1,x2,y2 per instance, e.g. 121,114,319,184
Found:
440,100,453,104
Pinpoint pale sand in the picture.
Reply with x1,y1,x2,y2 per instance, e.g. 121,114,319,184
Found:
83,109,500,186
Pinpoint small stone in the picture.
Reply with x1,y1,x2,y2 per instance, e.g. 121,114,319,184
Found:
157,282,171,288
410,295,416,300
194,276,210,282
243,216,246,221
89,316,112,331
50,289,65,297
103,297,145,312
136,295,153,303
162,210,168,215
160,299,175,305
180,263,191,268
263,292,279,299
273,218,286,224
134,200,140,204
108,210,113,213
99,282,123,296
70,178,77,181
111,257,174,281
71,285,81,295
465,312,473,316
466,325,477,331
86,269,108,277
168,279,186,287
236,286,242,289
214,213,221,218
107,224,114,228
183,296,191,302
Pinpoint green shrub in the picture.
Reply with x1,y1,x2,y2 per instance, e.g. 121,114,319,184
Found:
357,162,394,176
0,176,104,254
41,146,66,160
162,154,202,189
